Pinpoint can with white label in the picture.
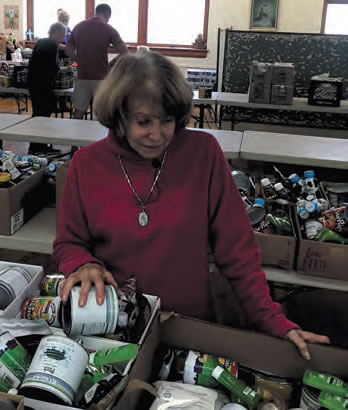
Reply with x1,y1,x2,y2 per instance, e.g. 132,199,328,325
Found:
19,335,88,406
0,266,34,310
62,285,119,337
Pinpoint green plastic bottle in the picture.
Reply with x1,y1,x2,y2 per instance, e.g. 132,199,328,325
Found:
89,344,138,367
0,377,11,393
303,369,348,398
212,366,261,410
318,391,348,410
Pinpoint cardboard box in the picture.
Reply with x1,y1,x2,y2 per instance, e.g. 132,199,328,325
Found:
0,75,13,87
0,392,24,410
0,168,46,235
272,62,295,85
56,161,71,230
295,213,348,280
21,295,160,410
0,261,44,318
271,85,294,105
249,62,273,84
248,83,271,104
115,312,348,409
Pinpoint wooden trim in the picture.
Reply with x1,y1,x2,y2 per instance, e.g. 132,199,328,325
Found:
138,0,148,44
321,0,348,33
27,0,33,33
86,0,94,18
203,0,210,41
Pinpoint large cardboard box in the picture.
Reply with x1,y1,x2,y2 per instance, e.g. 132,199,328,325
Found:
295,213,348,280
55,161,71,230
115,312,348,410
0,168,45,235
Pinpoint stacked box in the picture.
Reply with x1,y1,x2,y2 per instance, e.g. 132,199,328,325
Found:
249,83,271,104
271,84,294,105
185,68,216,90
248,62,272,104
271,63,295,105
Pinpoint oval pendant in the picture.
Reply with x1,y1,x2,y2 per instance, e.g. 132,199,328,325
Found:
138,211,148,227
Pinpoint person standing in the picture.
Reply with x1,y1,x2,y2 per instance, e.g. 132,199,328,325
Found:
57,8,72,60
28,22,72,154
65,3,128,119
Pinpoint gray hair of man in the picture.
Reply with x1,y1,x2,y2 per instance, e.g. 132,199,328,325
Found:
48,22,67,37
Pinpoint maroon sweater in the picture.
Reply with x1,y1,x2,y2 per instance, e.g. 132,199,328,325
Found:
52,129,298,337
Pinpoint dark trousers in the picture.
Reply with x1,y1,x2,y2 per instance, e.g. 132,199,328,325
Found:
29,89,56,154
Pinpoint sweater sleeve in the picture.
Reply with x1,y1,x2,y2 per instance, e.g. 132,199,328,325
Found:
207,137,299,338
52,156,104,276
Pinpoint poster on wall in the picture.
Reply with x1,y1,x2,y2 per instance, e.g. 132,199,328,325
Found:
4,5,19,30
250,0,279,30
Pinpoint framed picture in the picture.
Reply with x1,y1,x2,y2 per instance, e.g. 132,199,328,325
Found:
4,5,19,30
250,0,279,30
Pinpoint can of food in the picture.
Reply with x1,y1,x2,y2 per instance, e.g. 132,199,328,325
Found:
183,350,238,389
40,274,65,297
19,335,88,406
0,331,31,389
300,385,321,410
0,266,34,310
198,87,206,99
21,296,62,327
62,285,119,337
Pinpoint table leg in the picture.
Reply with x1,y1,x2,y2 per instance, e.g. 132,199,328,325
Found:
230,108,235,130
219,105,223,129
25,95,28,112
199,104,204,128
15,95,20,114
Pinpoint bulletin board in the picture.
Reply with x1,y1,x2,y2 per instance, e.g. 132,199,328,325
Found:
221,30,348,94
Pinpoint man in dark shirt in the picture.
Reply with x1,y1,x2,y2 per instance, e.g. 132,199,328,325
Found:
65,3,128,119
28,22,71,153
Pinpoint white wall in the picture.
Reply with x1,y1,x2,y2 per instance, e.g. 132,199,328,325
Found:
172,0,325,70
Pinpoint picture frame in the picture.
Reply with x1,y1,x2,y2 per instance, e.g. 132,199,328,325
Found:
250,0,279,30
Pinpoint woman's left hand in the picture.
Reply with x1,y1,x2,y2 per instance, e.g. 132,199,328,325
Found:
285,329,330,360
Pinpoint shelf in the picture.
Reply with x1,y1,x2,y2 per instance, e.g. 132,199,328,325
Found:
0,207,56,254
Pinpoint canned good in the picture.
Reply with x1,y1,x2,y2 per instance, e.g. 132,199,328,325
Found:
62,284,119,337
40,274,65,297
0,266,34,310
21,296,62,327
19,335,88,406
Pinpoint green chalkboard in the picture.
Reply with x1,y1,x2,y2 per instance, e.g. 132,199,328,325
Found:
222,30,348,94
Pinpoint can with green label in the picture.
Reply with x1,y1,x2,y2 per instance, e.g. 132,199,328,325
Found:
0,331,31,389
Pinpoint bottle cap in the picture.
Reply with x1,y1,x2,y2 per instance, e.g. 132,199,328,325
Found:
0,172,11,182
304,170,315,179
0,151,3,158
260,178,271,186
274,182,284,192
33,163,41,170
254,198,265,207
289,173,300,183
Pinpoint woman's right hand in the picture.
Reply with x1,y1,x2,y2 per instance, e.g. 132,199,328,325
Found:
60,262,119,307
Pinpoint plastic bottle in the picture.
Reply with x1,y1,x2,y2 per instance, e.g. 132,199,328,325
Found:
89,344,138,367
212,366,261,410
304,170,318,198
0,150,21,180
318,391,348,410
261,178,276,199
288,173,305,199
274,182,289,200
303,369,348,398
297,199,310,220
305,220,323,239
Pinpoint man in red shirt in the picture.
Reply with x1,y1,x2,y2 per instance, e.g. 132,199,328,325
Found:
65,3,128,119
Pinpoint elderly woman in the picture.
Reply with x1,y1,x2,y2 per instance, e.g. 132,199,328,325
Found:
53,50,329,359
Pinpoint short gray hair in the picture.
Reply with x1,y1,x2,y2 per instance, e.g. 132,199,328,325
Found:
48,22,66,36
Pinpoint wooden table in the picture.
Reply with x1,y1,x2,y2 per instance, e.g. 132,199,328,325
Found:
217,92,348,131
0,116,108,146
241,131,348,169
